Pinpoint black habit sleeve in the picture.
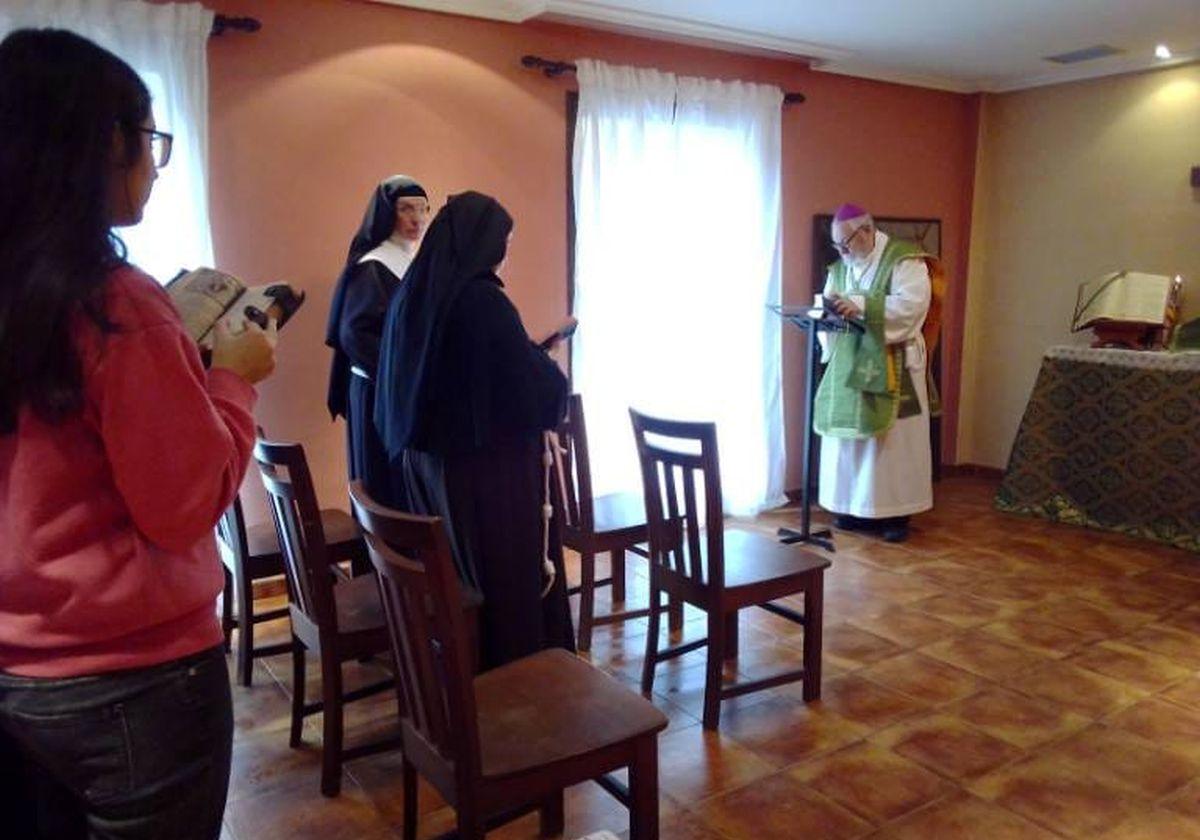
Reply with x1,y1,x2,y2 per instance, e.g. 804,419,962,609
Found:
337,260,401,374
485,286,569,434
438,279,567,451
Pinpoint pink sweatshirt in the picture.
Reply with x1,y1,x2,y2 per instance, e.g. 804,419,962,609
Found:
0,266,257,677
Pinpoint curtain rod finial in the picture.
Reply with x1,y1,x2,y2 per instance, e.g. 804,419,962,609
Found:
522,54,575,78
211,14,262,37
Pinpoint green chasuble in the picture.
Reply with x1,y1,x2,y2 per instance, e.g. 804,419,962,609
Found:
814,238,928,440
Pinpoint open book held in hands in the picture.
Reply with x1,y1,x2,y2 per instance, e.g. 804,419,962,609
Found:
165,268,305,347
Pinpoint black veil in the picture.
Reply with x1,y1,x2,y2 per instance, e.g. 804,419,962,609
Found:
373,191,513,456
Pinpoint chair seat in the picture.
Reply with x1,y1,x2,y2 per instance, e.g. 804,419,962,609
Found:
565,492,648,549
718,528,831,591
476,649,667,778
589,492,648,536
246,508,362,559
332,574,386,635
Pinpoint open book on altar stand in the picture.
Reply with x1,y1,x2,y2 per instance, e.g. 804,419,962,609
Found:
1071,271,1183,349
165,268,305,348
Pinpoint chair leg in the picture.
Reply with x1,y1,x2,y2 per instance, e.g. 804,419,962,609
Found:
702,611,725,730
667,596,684,633
320,655,345,796
802,574,825,702
724,610,739,660
402,756,418,840
629,735,660,840
610,548,626,603
289,638,306,748
236,567,255,687
539,790,565,838
577,551,597,653
221,566,234,653
641,586,662,696
456,807,486,840
347,542,371,578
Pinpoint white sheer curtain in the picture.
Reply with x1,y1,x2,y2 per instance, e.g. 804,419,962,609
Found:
1,0,214,281
572,59,785,515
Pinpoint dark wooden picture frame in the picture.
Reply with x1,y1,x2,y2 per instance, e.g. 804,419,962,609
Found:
810,214,944,483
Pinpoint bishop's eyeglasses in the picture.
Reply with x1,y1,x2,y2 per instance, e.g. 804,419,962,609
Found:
832,223,868,254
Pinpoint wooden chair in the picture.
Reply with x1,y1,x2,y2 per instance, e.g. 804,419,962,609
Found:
217,493,366,687
629,409,831,730
253,439,398,797
557,394,681,652
350,481,669,840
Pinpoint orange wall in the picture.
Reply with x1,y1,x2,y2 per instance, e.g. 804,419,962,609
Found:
206,0,978,524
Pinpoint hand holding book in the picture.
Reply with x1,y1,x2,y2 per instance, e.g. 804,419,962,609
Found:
823,293,862,321
211,317,277,384
165,268,305,348
537,315,579,350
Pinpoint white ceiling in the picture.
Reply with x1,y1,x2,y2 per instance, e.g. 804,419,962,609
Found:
376,0,1200,92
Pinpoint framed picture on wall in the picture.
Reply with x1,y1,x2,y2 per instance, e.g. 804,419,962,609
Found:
808,214,945,484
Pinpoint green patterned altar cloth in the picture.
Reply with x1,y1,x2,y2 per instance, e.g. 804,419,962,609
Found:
996,346,1200,553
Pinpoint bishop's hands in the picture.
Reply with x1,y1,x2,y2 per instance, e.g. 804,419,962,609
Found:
826,293,862,320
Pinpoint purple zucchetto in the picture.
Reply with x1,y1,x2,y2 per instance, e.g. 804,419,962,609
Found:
833,203,869,222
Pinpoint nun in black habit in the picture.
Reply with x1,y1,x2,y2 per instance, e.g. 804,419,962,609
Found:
326,175,429,497
373,191,575,670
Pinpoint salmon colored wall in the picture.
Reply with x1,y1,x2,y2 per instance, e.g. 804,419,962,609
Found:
206,0,978,524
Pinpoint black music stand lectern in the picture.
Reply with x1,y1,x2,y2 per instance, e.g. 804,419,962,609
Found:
770,304,864,553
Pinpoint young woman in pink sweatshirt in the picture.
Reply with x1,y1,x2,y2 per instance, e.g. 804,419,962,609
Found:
0,29,276,839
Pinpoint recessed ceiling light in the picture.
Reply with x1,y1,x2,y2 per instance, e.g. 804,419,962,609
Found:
1155,44,1172,59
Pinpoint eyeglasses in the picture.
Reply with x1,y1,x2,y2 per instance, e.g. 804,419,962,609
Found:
832,223,868,253
138,127,173,169
395,201,430,217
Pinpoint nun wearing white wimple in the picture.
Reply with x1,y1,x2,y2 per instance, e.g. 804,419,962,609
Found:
325,175,430,498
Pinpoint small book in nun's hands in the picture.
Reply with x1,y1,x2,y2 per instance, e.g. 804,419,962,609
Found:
165,267,305,348
537,315,578,350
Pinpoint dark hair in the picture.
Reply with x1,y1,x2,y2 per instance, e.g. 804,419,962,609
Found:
0,29,151,433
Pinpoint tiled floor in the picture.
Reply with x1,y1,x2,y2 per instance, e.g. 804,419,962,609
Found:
220,477,1200,839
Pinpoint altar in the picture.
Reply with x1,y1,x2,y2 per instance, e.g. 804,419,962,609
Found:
995,345,1200,552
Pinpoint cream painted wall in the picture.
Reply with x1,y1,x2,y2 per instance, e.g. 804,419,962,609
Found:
959,62,1200,469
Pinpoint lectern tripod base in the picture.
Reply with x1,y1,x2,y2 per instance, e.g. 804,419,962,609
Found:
768,304,858,556
777,525,835,552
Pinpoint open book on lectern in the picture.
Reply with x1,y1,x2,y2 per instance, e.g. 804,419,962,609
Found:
770,302,864,333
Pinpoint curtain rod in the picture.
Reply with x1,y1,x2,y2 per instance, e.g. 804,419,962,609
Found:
211,14,261,36
521,55,805,104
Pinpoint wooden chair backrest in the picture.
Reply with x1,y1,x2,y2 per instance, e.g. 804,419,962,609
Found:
215,494,250,570
555,393,594,530
253,439,337,630
629,408,725,593
349,481,481,784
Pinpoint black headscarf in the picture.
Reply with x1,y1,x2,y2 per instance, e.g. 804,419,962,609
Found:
373,191,513,456
325,175,427,418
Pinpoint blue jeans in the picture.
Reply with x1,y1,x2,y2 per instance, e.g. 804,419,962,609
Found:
0,645,233,840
